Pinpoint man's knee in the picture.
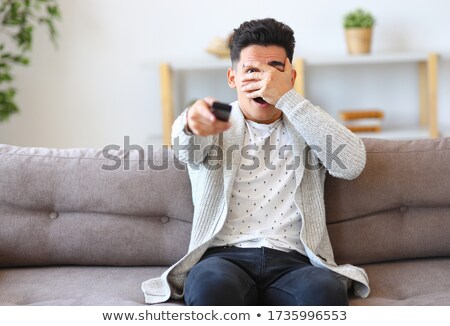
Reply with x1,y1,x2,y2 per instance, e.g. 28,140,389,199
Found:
184,257,256,306
300,270,349,306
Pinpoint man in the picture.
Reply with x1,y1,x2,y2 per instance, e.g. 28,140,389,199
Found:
142,18,369,305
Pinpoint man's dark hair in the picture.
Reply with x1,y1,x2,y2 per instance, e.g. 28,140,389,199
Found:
229,18,295,67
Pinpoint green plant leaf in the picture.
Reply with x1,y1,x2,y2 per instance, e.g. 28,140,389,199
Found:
0,88,19,122
0,72,13,82
15,25,34,50
47,5,61,18
343,8,375,28
0,0,61,122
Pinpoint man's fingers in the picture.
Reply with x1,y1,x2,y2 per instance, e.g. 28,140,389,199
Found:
187,97,232,136
241,81,263,92
197,102,216,122
240,59,292,84
243,60,271,71
239,59,293,105
241,69,264,79
190,116,214,130
246,92,262,99
245,88,263,99
203,96,216,108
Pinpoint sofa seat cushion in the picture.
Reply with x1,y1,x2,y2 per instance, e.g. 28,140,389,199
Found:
2,259,449,306
0,266,184,306
350,258,450,305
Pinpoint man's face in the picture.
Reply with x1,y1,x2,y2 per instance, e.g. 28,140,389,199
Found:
227,45,294,124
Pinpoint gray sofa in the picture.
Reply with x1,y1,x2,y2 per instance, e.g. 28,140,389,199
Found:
0,137,449,306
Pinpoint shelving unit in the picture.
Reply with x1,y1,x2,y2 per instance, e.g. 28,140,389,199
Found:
160,52,440,144
292,52,440,140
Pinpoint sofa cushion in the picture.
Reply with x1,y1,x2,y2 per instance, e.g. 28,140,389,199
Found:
0,145,194,267
350,258,450,305
325,137,450,265
1,259,448,306
0,266,174,305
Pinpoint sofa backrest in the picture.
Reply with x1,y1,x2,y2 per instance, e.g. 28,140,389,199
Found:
325,137,450,265
0,145,193,267
2,137,450,268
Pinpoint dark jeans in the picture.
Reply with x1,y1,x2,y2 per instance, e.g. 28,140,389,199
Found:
184,246,348,306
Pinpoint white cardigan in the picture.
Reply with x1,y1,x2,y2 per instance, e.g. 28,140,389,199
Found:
141,90,370,304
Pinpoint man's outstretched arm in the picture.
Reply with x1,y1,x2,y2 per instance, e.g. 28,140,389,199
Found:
171,97,231,165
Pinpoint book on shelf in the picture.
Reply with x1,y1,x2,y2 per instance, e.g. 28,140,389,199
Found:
339,109,384,133
344,118,382,127
339,109,384,120
345,125,382,133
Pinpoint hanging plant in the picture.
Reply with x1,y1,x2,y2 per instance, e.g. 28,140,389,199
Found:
0,0,61,122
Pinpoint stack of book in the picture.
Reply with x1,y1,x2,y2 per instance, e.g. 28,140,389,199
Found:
339,109,384,133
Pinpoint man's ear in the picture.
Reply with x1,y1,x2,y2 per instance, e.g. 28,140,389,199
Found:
227,68,236,88
291,69,297,87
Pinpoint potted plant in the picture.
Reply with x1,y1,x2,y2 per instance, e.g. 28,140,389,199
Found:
0,0,61,122
343,8,375,54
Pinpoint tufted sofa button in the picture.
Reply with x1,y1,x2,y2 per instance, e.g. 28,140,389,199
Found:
49,212,59,219
161,216,169,223
400,206,408,213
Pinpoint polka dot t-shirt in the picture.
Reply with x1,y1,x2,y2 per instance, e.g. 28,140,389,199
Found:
212,117,306,255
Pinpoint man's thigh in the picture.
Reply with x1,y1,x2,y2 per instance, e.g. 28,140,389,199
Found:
260,265,349,306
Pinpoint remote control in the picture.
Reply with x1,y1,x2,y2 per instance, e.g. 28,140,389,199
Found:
211,101,232,122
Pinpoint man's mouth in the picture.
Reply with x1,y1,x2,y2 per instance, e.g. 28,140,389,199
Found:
254,97,268,105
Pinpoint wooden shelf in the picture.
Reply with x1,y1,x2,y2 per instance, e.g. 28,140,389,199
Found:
301,52,430,66
160,52,441,144
294,52,440,139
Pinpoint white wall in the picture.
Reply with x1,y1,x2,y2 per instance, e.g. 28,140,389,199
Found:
0,0,449,148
